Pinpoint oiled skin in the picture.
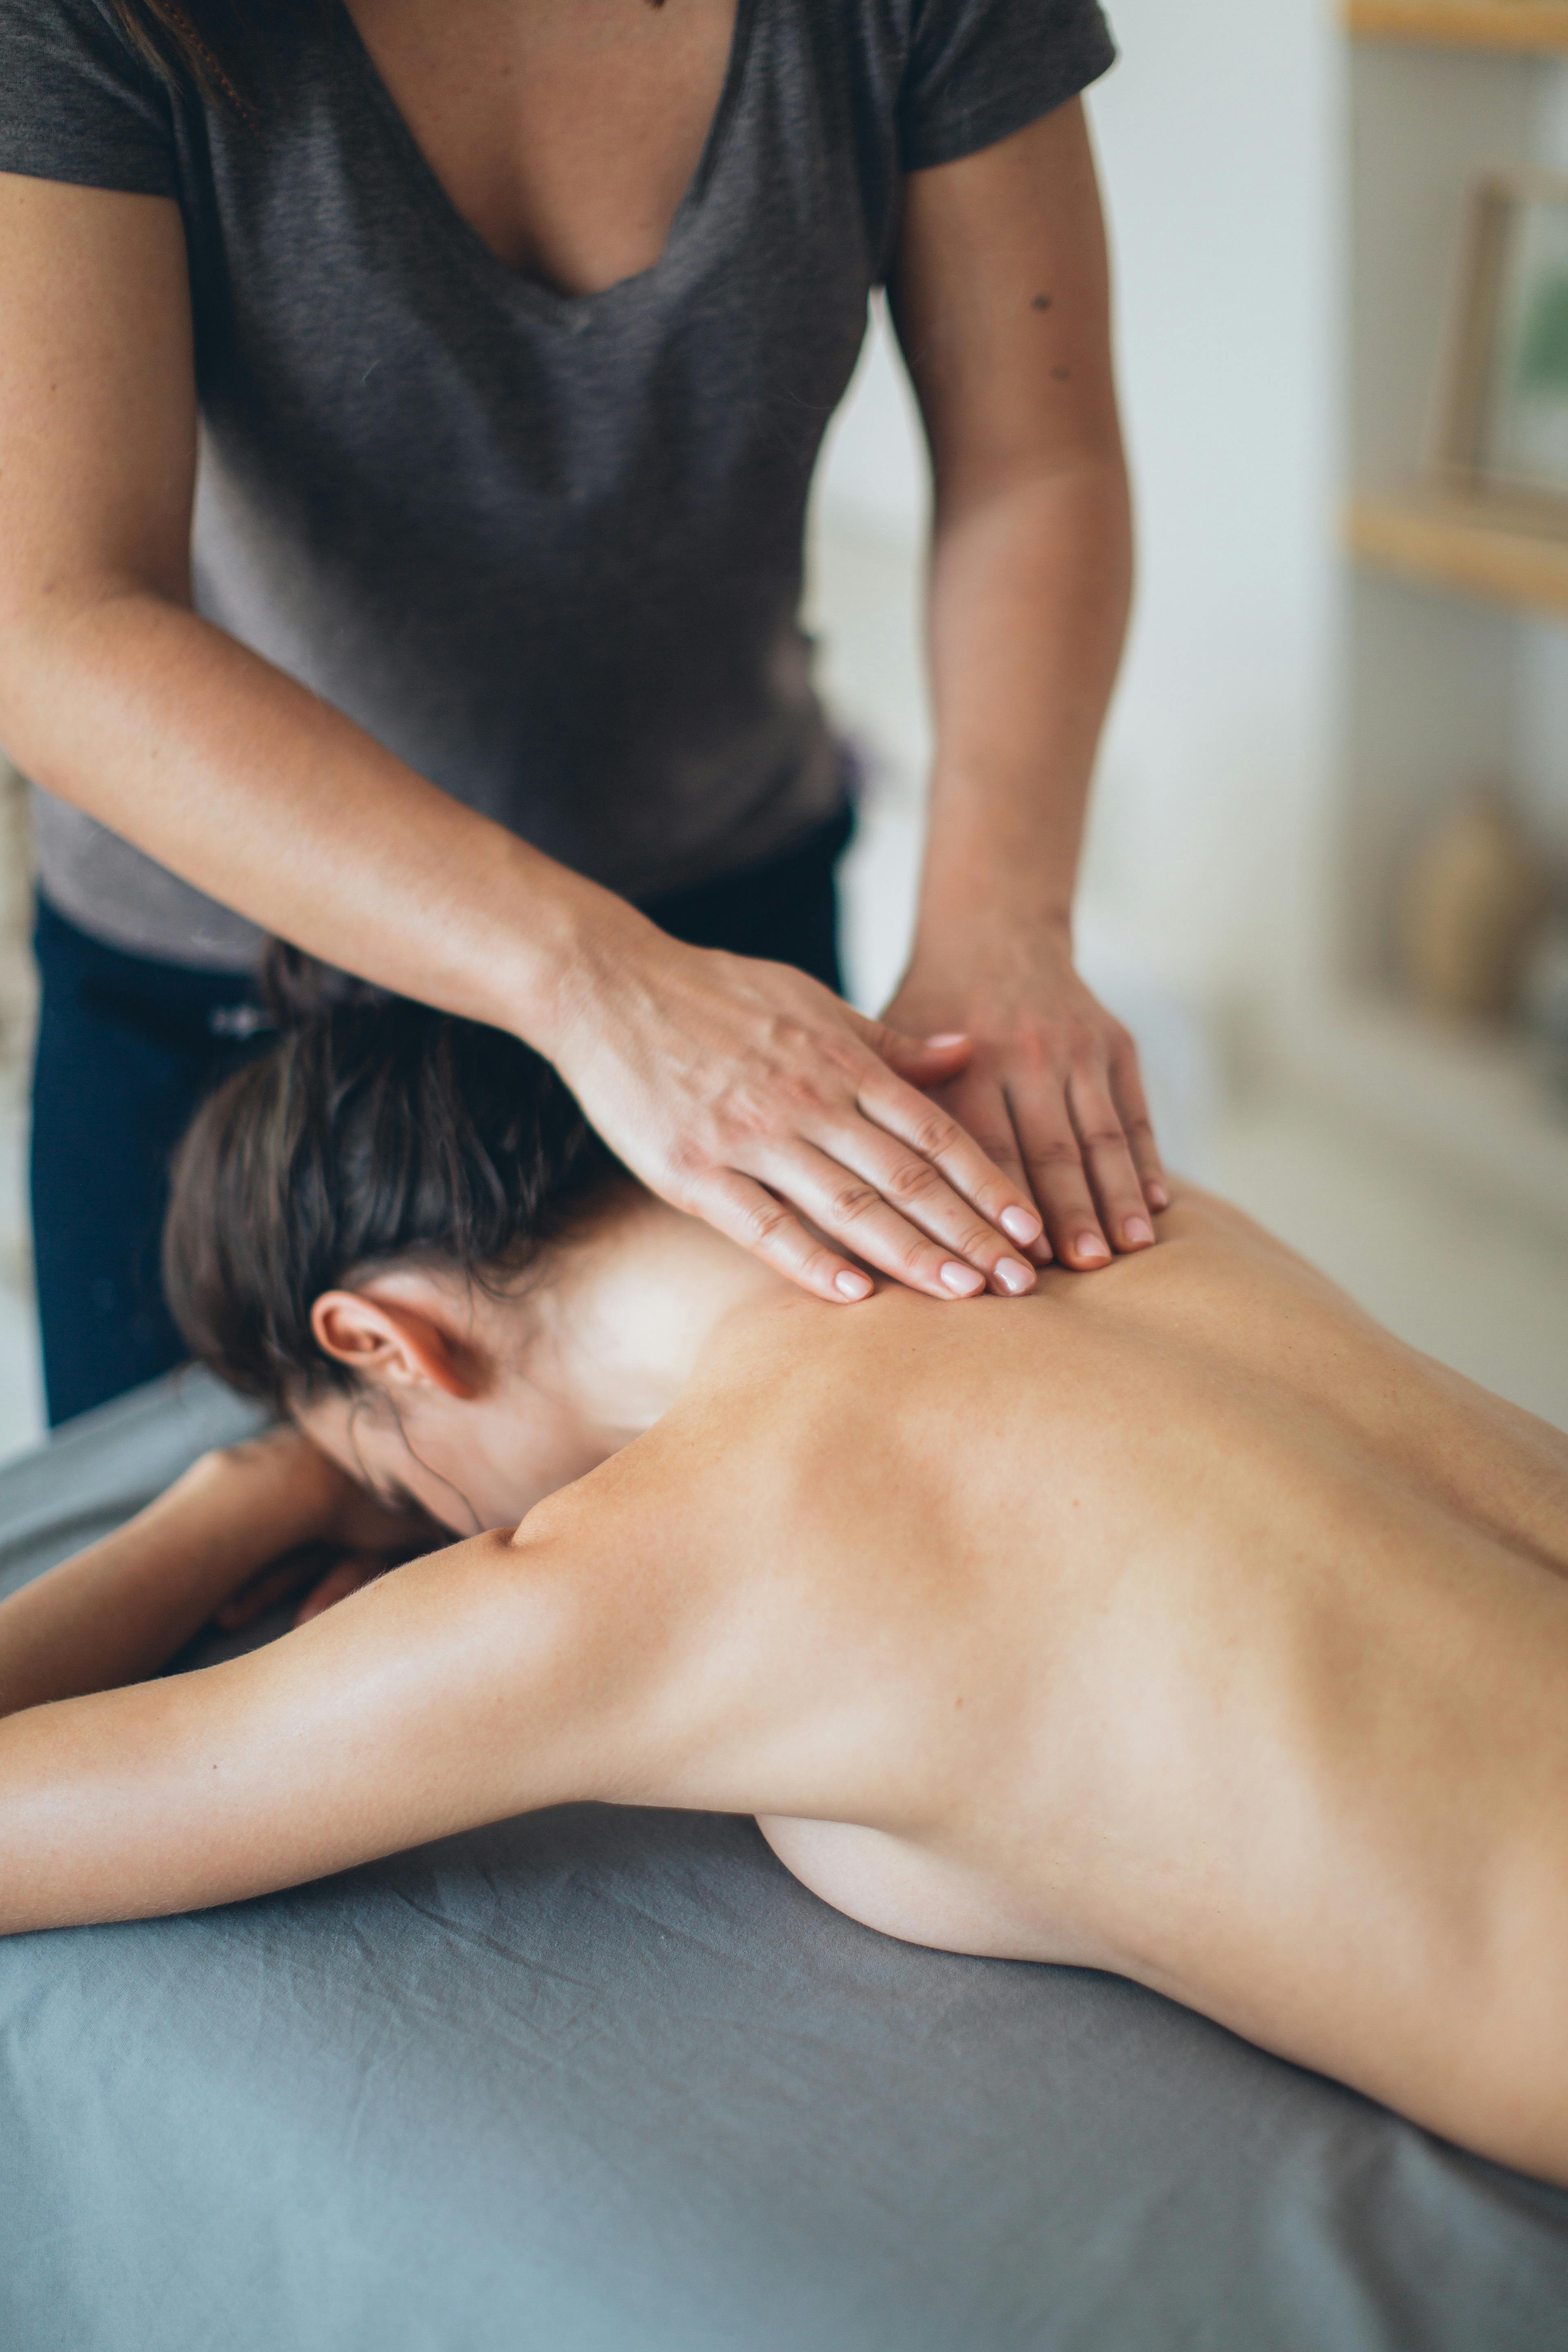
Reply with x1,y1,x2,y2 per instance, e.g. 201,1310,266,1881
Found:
2,1190,1565,2182
524,1190,1568,2176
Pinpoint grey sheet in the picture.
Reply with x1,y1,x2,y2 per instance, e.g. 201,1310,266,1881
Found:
2,1373,1566,2352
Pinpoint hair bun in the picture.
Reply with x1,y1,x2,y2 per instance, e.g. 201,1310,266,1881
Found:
257,940,391,1030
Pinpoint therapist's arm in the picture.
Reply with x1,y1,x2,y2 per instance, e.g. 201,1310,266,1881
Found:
886,99,1167,1273
0,172,1047,1309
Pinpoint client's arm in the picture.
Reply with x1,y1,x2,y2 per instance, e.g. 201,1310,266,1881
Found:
0,1511,634,1938
0,1430,427,1720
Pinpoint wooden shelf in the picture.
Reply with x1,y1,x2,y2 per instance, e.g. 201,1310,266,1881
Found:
1346,0,1568,49
1345,493,1568,616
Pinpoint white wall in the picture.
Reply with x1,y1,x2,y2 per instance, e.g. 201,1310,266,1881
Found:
816,0,1341,1016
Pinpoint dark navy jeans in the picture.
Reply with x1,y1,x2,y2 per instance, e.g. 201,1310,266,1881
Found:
29,806,852,1426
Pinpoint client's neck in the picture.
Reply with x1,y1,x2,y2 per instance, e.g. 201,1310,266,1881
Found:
523,1188,788,1456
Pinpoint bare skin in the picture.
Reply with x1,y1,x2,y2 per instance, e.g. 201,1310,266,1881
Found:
0,0,1153,1298
1,1187,1565,2185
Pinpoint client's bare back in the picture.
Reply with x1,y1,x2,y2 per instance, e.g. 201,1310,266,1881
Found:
542,1189,1568,2181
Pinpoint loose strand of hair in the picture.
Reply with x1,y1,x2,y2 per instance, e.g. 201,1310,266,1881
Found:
106,1,330,127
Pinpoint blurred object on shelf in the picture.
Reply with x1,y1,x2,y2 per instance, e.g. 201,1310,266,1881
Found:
1398,787,1552,1017
1520,915,1568,1098
1433,167,1568,526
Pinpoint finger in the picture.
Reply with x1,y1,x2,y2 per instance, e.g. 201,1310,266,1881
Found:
1065,1065,1158,1254
814,1106,1042,1292
695,1169,878,1303
1005,1079,1116,1271
1107,1040,1169,1212
863,1023,974,1084
935,1071,1055,1273
852,1068,1045,1255
760,1140,1033,1300
292,1555,379,1628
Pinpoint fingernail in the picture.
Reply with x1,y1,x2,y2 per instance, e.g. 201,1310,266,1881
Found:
1124,1216,1155,1247
940,1261,986,1296
1076,1234,1111,1265
924,1032,969,1047
1147,1181,1170,1210
835,1270,873,1300
1000,1205,1042,1245
996,1258,1034,1294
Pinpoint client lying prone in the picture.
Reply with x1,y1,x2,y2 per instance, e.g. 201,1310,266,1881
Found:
1,981,1566,2187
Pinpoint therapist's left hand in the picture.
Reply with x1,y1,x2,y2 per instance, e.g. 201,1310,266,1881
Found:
884,929,1168,1278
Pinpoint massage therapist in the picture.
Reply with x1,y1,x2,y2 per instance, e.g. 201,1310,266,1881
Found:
0,0,1165,1424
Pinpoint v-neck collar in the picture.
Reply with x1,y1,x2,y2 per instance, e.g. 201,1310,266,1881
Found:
334,0,760,323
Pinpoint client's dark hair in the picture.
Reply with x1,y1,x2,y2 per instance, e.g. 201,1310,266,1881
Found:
164,947,623,1413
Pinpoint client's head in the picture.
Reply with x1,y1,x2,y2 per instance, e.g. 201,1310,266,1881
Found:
164,954,628,1530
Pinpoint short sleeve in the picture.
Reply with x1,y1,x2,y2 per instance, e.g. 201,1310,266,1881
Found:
0,0,177,198
898,0,1116,173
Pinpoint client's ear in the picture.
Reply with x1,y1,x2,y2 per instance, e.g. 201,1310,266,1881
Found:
310,1290,475,1398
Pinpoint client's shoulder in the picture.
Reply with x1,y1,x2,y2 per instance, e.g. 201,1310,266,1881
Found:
1145,1179,1332,1277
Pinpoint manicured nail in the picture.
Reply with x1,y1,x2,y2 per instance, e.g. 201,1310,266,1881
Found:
1000,1205,1043,1246
924,1032,969,1048
940,1261,986,1296
995,1258,1034,1294
1076,1233,1111,1265
1147,1181,1170,1210
835,1270,873,1300
1124,1216,1155,1247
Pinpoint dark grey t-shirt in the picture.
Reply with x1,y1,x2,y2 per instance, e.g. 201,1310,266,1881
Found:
0,0,1115,968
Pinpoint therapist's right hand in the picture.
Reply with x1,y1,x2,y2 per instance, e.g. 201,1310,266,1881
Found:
548,912,1046,1303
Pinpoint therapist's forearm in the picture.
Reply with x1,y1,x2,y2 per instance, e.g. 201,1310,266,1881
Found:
915,454,1131,959
0,577,1051,1303
0,583,641,1050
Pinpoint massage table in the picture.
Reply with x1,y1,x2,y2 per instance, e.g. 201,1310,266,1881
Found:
2,1370,1567,2350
